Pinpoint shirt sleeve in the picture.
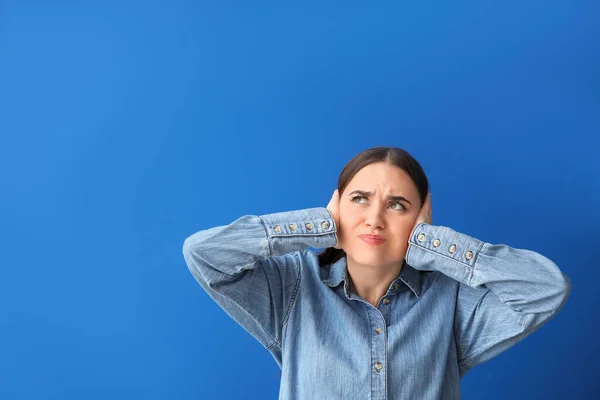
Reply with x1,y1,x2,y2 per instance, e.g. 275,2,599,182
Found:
182,207,337,354
404,222,571,377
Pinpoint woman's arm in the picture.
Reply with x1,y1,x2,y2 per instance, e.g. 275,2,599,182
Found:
182,207,337,356
405,222,571,376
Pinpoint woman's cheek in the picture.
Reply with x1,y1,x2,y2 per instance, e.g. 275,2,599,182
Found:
337,219,347,247
338,218,355,249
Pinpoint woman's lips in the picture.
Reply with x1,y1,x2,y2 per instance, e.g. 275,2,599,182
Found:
359,235,386,246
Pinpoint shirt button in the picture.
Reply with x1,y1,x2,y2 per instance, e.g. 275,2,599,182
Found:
289,224,296,231
375,362,383,372
383,298,390,304
321,221,329,229
392,282,398,290
375,328,383,334
465,250,473,260
449,244,457,254
417,233,426,242
274,225,282,233
305,222,313,230
432,239,441,247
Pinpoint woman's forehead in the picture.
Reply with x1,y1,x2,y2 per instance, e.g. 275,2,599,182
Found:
348,163,415,190
342,163,421,206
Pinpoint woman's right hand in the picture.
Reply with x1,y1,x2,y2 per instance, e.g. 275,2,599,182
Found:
326,189,343,249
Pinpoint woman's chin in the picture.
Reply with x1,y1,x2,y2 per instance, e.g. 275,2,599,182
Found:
346,252,386,267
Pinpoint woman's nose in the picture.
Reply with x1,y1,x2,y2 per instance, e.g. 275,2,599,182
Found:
365,206,385,228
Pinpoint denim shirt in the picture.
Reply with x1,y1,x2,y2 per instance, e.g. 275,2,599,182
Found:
182,207,571,400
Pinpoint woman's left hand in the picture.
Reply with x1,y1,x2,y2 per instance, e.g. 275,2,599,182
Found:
411,191,432,236
404,192,432,263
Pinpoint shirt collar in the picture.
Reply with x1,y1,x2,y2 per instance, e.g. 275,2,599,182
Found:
321,256,422,298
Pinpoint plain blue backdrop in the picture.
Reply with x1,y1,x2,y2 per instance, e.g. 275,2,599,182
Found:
1,1,599,399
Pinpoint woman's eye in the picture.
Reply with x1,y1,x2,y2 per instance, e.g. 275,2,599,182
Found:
351,196,406,211
391,201,406,210
351,195,367,204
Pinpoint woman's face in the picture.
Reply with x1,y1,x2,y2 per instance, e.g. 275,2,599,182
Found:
338,162,422,269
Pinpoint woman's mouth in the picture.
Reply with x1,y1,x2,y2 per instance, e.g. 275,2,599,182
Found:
359,235,386,246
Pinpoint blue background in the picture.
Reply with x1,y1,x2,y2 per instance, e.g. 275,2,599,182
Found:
1,0,599,399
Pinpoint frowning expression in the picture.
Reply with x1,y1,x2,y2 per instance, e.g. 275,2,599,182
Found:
338,162,422,268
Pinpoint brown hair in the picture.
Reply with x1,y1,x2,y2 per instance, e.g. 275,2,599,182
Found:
317,146,429,267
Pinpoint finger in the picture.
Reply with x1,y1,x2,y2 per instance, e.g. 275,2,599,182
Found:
421,192,430,209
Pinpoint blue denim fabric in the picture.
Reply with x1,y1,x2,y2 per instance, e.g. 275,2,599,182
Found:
182,207,571,400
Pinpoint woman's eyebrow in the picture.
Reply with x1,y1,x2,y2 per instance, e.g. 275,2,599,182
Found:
348,190,412,205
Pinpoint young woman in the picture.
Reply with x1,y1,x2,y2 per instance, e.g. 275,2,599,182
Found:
182,146,571,399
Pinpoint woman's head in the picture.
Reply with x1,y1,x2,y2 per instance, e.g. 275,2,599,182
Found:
318,147,429,268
